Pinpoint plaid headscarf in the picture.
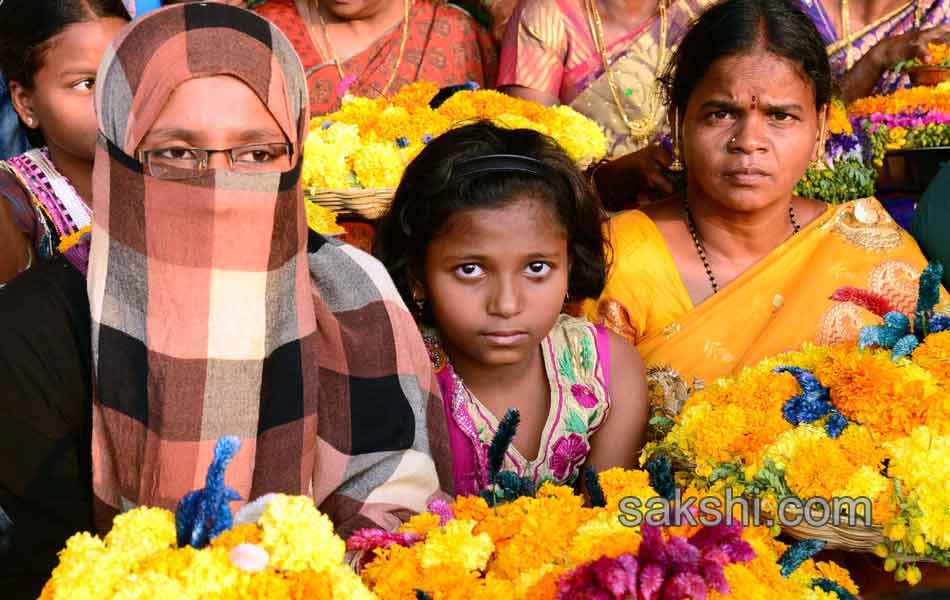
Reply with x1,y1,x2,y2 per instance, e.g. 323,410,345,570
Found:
89,3,451,534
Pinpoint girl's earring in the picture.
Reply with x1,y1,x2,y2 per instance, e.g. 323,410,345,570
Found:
412,296,425,318
809,108,828,171
668,110,685,173
25,116,33,127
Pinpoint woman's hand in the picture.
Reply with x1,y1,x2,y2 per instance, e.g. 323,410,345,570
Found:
841,24,950,102
881,24,950,66
591,144,675,210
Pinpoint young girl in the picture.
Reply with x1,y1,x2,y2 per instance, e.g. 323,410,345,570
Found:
0,0,130,283
376,122,650,495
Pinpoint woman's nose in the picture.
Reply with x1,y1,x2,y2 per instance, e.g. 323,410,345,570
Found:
487,276,523,318
728,115,768,154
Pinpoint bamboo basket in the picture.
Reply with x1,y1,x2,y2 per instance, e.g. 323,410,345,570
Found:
767,502,941,563
307,188,395,220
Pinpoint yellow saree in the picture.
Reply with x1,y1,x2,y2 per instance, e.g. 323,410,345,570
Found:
585,197,949,387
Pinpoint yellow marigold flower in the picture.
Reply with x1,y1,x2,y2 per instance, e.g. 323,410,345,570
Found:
886,427,950,492
815,346,941,440
360,544,424,596
176,545,238,596
451,495,492,523
302,123,360,190
827,98,854,136
351,142,404,189
914,482,950,549
259,494,346,572
398,512,442,538
104,507,176,565
490,112,549,135
304,199,345,235
324,563,378,600
511,564,558,599
784,435,856,500
420,519,494,571
568,510,641,564
598,467,656,507
838,465,894,524
913,330,950,387
389,80,439,109
45,532,122,600
210,523,263,550
111,572,188,600
849,85,950,118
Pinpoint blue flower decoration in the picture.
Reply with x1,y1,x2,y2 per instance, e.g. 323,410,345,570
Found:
774,367,847,438
421,134,434,144
321,120,333,129
930,313,950,334
859,311,919,360
175,436,243,549
778,539,826,577
396,136,410,149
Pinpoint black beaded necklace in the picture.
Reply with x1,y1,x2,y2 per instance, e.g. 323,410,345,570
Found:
682,199,801,295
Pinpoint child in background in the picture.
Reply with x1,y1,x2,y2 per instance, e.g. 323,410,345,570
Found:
376,122,649,495
0,0,129,283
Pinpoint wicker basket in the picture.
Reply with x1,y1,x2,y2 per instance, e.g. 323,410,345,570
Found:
772,504,940,563
308,188,396,220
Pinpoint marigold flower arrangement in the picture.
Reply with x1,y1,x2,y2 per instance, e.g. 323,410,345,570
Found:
353,468,858,599
794,98,876,204
40,437,374,600
849,79,950,166
301,81,608,192
644,263,950,585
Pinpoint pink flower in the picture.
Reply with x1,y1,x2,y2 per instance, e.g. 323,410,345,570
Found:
556,522,755,600
571,384,599,408
550,433,589,480
346,528,422,553
427,499,455,526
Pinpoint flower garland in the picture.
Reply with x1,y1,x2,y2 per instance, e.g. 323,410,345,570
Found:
301,81,608,192
849,79,950,166
305,199,345,235
39,495,374,600
794,98,876,204
42,437,859,599
354,469,858,599
644,264,950,585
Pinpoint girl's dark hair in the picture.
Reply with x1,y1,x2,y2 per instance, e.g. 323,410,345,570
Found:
660,0,832,116
375,121,609,322
0,0,130,89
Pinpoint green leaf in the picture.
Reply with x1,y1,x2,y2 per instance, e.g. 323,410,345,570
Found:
565,410,587,434
558,348,576,382
580,337,594,373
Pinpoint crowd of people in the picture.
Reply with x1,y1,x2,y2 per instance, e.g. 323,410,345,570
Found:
0,0,949,598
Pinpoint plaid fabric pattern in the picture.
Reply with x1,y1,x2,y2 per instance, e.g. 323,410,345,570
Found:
89,3,451,535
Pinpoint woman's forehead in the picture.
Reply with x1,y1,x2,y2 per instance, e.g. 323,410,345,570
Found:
691,49,816,104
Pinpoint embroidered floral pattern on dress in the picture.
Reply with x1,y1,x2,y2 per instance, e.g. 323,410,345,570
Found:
550,433,590,480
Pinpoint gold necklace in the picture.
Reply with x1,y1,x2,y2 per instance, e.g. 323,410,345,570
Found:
298,0,411,99
586,0,669,142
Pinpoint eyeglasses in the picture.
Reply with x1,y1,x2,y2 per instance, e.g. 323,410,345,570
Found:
138,142,293,179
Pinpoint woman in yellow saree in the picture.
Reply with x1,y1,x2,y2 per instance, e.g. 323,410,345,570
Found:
585,0,947,392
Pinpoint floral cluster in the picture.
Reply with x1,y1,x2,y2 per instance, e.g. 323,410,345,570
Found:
794,98,876,204
900,43,950,69
645,273,950,584
39,495,374,600
304,198,345,235
354,469,857,599
301,81,608,191
849,81,950,166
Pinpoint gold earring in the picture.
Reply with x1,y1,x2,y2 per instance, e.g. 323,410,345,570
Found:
668,109,684,172
809,108,828,171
